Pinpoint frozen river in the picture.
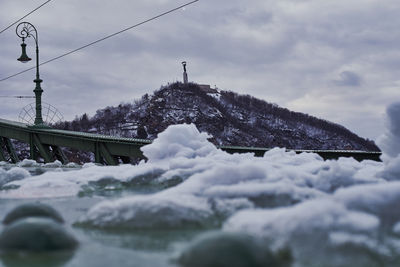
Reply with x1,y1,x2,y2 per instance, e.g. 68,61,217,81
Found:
0,102,399,267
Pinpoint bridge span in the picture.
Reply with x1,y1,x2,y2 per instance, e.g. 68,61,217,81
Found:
0,118,382,165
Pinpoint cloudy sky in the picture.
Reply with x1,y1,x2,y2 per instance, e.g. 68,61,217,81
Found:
0,0,399,141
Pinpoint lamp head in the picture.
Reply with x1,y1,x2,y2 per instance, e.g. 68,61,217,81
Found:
17,40,31,63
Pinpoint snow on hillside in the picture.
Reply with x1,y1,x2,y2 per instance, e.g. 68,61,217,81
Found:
56,82,379,153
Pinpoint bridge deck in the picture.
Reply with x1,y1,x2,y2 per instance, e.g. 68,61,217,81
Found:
0,118,151,143
0,118,382,164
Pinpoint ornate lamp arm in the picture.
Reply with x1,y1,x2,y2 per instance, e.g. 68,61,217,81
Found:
16,22,38,44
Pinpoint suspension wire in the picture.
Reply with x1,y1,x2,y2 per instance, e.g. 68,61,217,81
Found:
0,0,54,35
0,95,35,98
0,0,199,82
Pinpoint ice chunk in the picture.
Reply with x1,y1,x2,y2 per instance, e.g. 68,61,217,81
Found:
224,199,379,242
377,102,400,181
313,157,384,192
223,179,400,265
17,159,40,168
1,164,166,198
204,181,326,208
393,222,400,234
141,123,219,162
378,102,400,159
78,194,215,229
224,199,384,267
334,181,400,228
43,160,63,168
0,167,30,188
381,155,400,181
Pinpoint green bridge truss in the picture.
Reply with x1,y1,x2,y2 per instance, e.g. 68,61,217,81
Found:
0,118,382,165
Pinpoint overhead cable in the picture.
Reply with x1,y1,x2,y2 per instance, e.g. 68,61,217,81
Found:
0,0,199,82
0,95,35,98
0,0,53,35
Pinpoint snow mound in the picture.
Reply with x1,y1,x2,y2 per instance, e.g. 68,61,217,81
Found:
334,182,400,228
141,123,218,162
77,124,385,229
223,197,391,266
224,180,400,266
378,102,400,181
0,168,30,188
17,159,41,168
0,164,165,198
78,194,215,229
43,160,63,168
378,102,400,159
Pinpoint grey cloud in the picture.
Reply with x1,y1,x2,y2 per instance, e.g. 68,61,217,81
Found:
1,0,400,140
333,71,362,87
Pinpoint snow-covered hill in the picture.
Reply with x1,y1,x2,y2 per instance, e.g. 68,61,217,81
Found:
56,82,379,151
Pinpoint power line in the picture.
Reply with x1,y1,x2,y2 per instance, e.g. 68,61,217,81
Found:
0,0,200,82
0,0,53,35
0,96,35,98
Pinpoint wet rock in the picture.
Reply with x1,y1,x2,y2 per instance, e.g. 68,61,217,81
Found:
177,232,291,267
3,203,64,225
0,251,75,267
0,217,78,252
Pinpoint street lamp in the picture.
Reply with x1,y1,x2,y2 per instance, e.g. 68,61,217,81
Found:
16,22,45,127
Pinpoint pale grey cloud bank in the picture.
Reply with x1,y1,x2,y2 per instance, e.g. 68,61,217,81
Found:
0,0,399,140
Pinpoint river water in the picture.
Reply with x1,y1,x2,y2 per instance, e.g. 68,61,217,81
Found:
0,108,400,267
0,196,190,267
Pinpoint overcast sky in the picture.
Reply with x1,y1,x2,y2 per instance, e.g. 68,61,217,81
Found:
1,0,399,141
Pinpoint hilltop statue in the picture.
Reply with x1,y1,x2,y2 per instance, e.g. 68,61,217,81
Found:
182,61,188,84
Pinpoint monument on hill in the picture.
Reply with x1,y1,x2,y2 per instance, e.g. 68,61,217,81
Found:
182,61,188,84
180,61,217,93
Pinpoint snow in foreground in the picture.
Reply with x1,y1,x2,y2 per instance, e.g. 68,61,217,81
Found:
0,103,400,266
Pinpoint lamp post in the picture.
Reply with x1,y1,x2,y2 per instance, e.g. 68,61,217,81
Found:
16,22,45,127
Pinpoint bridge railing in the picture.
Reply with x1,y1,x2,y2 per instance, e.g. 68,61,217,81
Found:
0,118,382,165
219,145,382,162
